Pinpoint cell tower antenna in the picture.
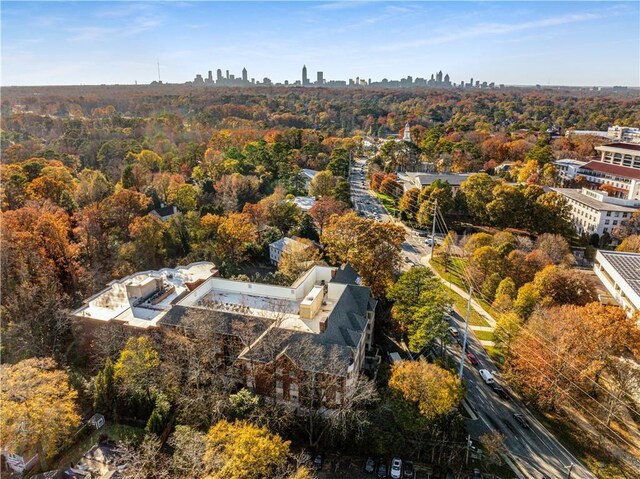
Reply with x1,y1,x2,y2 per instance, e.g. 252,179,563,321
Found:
157,60,161,83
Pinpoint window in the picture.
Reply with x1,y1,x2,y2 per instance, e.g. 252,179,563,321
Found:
605,220,610,225
623,212,629,218
604,227,609,233
613,220,618,225
606,212,611,217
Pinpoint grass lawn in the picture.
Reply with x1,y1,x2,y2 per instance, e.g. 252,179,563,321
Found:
53,423,144,469
376,192,399,215
473,329,495,342
432,257,503,320
445,289,491,328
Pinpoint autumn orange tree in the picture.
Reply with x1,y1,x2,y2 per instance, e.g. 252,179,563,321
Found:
506,303,640,411
321,212,405,296
0,358,81,465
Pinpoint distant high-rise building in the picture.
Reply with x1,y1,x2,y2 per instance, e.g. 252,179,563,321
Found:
226,70,230,79
444,73,450,84
216,69,222,81
317,71,324,85
302,65,308,86
436,70,443,83
242,68,248,82
403,122,411,141
207,70,213,82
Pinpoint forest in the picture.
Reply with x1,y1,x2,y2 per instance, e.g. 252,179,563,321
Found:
2,84,640,478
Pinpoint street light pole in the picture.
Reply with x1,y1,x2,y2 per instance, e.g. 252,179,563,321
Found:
430,199,438,257
459,286,473,383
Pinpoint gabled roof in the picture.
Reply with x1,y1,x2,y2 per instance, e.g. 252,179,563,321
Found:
151,205,177,218
579,161,640,180
331,263,361,285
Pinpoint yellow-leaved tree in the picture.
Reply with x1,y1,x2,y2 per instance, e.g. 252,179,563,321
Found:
202,420,291,479
0,358,80,465
388,361,463,420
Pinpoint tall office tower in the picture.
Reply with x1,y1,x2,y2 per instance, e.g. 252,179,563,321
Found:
302,65,308,85
207,70,213,82
216,69,222,81
317,71,324,85
242,67,248,82
436,70,443,83
444,73,450,84
226,70,230,79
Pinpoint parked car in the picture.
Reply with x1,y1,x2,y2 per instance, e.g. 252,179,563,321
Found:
313,453,323,470
447,327,459,337
491,383,510,400
390,458,402,479
466,352,479,365
377,458,388,478
479,369,495,384
365,457,376,473
425,238,435,246
403,461,414,478
513,413,531,429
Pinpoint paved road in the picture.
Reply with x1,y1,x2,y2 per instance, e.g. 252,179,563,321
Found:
349,158,596,479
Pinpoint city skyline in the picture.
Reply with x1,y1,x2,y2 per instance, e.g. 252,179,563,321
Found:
2,1,639,87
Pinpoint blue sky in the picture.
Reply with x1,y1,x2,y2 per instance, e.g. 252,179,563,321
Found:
2,1,639,86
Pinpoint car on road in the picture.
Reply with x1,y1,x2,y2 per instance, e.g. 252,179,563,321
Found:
425,237,435,246
365,457,376,473
513,413,531,429
447,327,459,337
403,461,414,478
466,352,479,365
377,458,388,478
313,453,323,470
479,369,495,385
390,458,402,479
491,383,510,400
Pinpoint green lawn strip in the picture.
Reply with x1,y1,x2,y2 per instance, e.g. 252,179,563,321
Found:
445,288,491,328
432,257,504,323
533,411,628,479
375,192,399,215
472,329,495,342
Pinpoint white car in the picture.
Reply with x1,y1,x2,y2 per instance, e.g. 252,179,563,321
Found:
390,458,402,479
479,369,495,385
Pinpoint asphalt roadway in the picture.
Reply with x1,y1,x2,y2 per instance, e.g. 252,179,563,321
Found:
349,157,596,479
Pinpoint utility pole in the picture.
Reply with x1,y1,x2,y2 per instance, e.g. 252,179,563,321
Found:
157,60,161,83
465,434,471,465
459,286,473,383
430,199,438,257
566,463,574,479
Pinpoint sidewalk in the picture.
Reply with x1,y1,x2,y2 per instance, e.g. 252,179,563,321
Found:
422,255,497,328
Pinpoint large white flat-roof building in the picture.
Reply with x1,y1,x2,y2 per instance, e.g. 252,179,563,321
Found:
552,188,638,239
594,250,640,319
72,262,218,328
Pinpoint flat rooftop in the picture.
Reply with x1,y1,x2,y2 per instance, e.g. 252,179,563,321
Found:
553,188,638,212
73,262,217,328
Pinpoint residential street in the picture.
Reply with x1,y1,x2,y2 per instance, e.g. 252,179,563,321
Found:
349,157,596,479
